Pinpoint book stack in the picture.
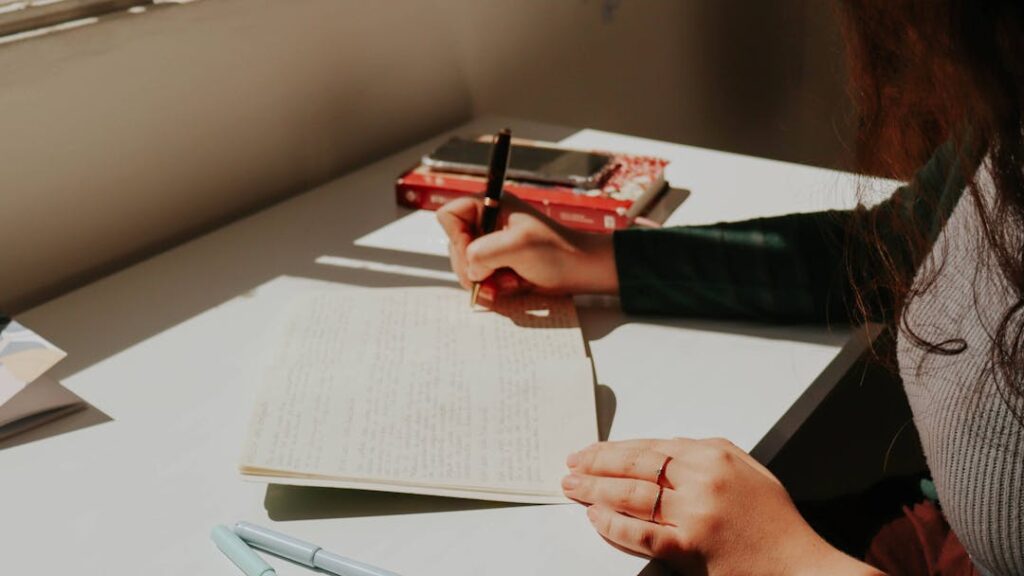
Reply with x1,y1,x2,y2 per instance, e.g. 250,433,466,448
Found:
0,318,82,441
396,138,671,233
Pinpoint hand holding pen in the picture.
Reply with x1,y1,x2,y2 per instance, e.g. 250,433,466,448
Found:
470,128,513,307
436,131,619,303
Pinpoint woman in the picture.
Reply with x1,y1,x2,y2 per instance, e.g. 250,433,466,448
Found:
438,1,1022,574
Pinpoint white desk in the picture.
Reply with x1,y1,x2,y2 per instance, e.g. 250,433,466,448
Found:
1,118,890,575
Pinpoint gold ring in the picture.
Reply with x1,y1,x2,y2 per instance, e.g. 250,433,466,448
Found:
655,456,671,487
650,485,664,522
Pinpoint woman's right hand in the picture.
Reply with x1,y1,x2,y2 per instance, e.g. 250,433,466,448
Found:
436,194,619,303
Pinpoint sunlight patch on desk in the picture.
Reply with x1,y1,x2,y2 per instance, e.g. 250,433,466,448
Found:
588,321,841,451
353,210,450,257
316,255,458,283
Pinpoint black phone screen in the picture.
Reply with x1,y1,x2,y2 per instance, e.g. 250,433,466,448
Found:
426,138,612,186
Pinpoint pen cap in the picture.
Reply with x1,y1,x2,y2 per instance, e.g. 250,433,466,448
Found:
211,525,275,576
234,522,319,567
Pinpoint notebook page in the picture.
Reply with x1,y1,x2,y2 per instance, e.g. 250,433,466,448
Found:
240,286,596,502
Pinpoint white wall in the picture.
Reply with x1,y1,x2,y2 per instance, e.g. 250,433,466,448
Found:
0,0,852,313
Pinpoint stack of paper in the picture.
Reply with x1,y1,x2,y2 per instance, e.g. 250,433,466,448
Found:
240,286,598,503
0,320,82,441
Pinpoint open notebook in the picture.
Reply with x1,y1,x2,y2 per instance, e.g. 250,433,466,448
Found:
240,286,597,504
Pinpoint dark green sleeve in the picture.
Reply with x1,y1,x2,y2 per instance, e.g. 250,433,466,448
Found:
613,141,969,323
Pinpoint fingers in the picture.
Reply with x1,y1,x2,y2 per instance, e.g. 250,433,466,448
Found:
572,439,682,459
570,438,789,572
562,474,677,524
582,438,697,458
436,194,531,244
585,505,681,560
437,196,534,291
568,437,768,492
464,228,530,282
436,197,482,237
438,192,571,297
567,446,673,486
437,198,481,290
569,440,687,486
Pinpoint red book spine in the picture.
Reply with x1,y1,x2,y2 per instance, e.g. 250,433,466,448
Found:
395,183,467,211
396,180,627,233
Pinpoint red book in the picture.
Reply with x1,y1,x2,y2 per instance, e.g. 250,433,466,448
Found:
395,147,669,233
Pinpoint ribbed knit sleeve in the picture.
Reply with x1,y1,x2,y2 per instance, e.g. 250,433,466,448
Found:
614,211,851,322
613,141,969,324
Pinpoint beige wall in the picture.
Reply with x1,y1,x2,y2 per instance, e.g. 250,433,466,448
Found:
0,0,475,313
446,0,853,168
0,0,852,313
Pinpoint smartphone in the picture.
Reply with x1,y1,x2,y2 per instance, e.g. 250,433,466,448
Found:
422,137,614,188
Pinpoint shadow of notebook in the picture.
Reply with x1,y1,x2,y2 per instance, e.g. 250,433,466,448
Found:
0,375,86,445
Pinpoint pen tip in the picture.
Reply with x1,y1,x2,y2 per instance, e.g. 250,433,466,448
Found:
470,284,480,308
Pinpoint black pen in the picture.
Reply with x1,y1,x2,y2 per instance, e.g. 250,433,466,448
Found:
471,127,513,307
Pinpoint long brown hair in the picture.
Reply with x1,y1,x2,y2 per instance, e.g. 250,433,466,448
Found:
839,0,1024,422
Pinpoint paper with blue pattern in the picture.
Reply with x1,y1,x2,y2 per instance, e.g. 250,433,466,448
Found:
0,321,66,406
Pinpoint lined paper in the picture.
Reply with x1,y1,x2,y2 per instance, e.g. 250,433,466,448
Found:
241,286,596,503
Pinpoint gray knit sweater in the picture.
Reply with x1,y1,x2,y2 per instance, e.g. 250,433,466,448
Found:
898,164,1024,575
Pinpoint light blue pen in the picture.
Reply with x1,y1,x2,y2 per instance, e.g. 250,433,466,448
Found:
234,521,402,576
211,525,276,576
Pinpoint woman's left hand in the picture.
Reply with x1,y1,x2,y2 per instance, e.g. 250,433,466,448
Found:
562,437,882,575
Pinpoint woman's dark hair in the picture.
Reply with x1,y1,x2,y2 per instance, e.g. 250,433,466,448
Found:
839,0,1024,421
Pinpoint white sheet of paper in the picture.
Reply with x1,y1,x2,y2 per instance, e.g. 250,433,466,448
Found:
354,210,451,257
0,321,67,406
240,286,597,503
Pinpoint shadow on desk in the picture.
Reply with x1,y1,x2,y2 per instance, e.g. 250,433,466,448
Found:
767,328,928,502
0,399,111,451
637,562,673,576
264,484,527,521
595,383,616,441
